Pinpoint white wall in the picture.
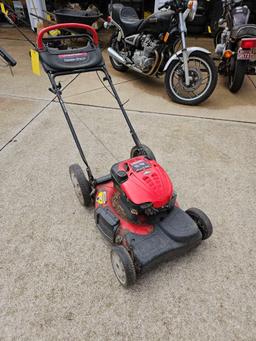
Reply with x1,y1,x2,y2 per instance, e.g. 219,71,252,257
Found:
26,0,47,30
154,0,167,12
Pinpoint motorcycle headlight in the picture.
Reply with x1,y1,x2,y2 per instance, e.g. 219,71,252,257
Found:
187,0,198,22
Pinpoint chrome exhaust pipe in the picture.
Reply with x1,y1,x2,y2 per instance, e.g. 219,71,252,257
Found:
108,47,127,65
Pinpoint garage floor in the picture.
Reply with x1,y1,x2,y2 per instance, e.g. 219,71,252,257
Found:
0,27,256,340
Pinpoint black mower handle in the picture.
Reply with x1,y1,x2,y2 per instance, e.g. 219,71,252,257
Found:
37,23,99,49
0,47,16,67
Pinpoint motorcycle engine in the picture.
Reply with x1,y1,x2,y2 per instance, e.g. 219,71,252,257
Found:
132,35,158,73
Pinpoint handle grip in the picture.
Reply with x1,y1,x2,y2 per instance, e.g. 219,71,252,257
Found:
158,2,167,10
158,0,173,10
0,47,17,66
37,23,99,49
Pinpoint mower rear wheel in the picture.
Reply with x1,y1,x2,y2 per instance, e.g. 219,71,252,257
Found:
111,246,136,287
186,208,213,240
69,164,92,207
130,144,156,160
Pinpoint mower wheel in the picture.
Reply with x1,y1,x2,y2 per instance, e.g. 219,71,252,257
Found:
69,164,92,207
186,208,213,240
130,144,156,160
111,246,136,287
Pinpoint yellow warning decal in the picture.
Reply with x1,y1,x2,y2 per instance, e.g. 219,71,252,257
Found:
0,2,8,16
30,49,41,76
96,191,107,205
49,29,61,37
208,26,212,34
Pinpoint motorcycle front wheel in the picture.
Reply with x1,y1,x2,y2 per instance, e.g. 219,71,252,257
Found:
164,51,218,105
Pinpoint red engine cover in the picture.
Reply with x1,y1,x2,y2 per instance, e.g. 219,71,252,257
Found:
117,157,173,209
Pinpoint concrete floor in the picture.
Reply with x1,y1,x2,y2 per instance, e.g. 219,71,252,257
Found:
0,27,256,340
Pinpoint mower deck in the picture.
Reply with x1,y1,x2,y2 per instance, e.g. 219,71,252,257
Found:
125,207,202,273
95,180,202,274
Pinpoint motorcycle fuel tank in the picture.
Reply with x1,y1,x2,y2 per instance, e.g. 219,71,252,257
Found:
138,10,175,34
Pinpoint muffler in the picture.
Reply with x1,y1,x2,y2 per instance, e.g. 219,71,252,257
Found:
108,47,127,65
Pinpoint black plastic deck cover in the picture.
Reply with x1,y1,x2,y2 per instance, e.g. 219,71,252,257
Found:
159,207,200,243
125,207,202,272
40,45,104,72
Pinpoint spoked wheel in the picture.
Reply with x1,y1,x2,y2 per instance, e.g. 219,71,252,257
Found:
165,51,218,105
109,33,128,72
228,57,247,93
111,246,136,287
186,208,213,240
69,164,92,207
130,144,156,160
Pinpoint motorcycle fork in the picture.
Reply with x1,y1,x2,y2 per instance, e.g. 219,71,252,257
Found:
117,30,122,42
179,12,190,86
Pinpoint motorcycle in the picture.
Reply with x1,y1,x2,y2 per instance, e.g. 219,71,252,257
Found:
105,0,218,105
215,0,256,92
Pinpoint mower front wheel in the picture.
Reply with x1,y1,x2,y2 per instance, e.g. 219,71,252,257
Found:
69,164,92,207
111,246,136,287
130,144,156,160
186,208,213,240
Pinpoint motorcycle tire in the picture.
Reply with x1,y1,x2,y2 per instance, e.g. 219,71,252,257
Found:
109,33,128,72
214,28,223,48
165,51,218,106
228,58,247,93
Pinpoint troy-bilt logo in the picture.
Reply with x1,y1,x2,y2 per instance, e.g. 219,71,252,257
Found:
131,160,151,172
58,52,88,63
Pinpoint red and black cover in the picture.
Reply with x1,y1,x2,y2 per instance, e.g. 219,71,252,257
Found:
111,156,174,213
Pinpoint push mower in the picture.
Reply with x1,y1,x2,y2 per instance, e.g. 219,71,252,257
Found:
37,23,213,287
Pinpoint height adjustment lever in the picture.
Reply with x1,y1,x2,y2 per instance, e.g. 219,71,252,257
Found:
49,82,62,94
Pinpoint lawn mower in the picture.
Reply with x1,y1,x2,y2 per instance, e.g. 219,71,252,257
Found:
36,23,213,287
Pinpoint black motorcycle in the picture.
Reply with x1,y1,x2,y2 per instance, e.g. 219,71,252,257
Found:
106,0,218,105
215,0,256,92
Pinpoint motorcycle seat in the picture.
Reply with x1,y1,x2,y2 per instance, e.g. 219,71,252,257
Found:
231,24,256,41
111,4,143,36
